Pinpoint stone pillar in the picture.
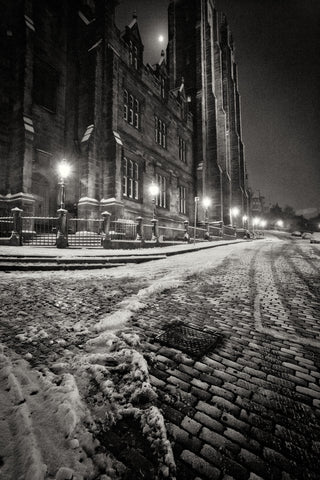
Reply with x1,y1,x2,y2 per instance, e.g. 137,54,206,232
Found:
183,220,190,243
101,211,111,249
9,207,23,246
136,216,144,242
56,208,68,248
151,218,159,242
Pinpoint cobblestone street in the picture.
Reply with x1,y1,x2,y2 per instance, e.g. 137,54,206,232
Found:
1,235,320,480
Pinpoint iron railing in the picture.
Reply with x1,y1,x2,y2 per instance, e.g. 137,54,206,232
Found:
223,225,237,237
22,217,58,246
0,217,13,237
158,225,186,242
109,219,137,240
68,218,103,247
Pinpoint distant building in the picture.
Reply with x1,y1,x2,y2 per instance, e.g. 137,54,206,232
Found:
250,191,266,217
0,0,249,229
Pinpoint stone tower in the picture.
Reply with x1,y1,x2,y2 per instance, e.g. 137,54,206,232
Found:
168,0,249,224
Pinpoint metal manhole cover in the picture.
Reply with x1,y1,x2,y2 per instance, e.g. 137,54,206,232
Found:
157,322,222,358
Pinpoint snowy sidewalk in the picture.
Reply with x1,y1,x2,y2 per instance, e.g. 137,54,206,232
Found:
0,239,246,259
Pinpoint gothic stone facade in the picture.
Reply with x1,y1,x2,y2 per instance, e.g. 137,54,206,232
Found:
0,0,249,227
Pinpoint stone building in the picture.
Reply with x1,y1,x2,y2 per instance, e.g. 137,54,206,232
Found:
0,0,249,229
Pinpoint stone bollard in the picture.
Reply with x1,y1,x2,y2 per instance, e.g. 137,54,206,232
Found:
56,208,68,248
101,211,111,249
9,207,23,246
136,216,144,242
183,220,190,243
151,218,159,242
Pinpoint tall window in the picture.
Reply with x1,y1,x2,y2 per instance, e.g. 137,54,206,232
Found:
134,45,138,70
123,89,128,121
123,89,140,129
179,186,186,214
129,94,134,124
123,157,139,200
178,136,187,162
154,116,167,148
156,174,167,208
160,76,165,99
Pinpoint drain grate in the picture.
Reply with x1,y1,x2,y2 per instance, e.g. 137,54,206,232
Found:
157,322,222,358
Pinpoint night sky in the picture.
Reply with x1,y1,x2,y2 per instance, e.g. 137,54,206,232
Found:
116,0,320,217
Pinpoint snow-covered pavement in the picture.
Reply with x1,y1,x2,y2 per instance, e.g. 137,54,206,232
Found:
1,235,319,480
0,240,249,480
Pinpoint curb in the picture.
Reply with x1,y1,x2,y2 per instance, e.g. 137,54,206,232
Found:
0,240,248,271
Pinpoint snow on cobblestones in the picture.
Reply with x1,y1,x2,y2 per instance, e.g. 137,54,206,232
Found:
1,241,237,479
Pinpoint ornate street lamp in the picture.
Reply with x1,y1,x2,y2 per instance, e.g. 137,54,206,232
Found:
149,181,160,241
56,160,71,249
202,197,211,239
57,160,72,210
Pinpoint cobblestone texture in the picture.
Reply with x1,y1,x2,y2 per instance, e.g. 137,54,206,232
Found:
1,237,320,479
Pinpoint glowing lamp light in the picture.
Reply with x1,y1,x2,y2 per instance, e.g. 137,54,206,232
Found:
202,197,211,209
276,219,284,228
231,207,240,217
253,217,260,226
149,182,160,197
158,35,164,43
57,160,71,180
242,215,248,222
260,220,267,228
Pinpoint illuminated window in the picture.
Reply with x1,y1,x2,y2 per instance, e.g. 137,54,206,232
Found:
156,173,167,208
123,157,139,200
179,186,186,214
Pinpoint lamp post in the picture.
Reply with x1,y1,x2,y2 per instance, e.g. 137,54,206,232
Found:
56,160,71,248
149,182,160,241
252,216,260,236
276,219,284,230
242,215,248,229
260,219,267,237
202,197,211,239
230,207,240,228
57,160,72,209
194,196,199,245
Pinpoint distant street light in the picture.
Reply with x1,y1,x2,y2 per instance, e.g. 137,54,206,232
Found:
252,216,260,235
276,219,284,229
242,215,248,228
57,160,72,209
260,220,267,228
260,219,267,236
230,207,240,227
202,197,211,239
